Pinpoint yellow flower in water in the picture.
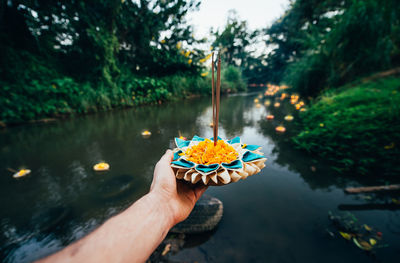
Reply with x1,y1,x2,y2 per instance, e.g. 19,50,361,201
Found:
339,231,352,240
201,72,209,77
384,142,395,149
369,238,377,246
161,39,166,44
176,42,182,49
184,50,191,57
188,59,192,64
319,123,324,127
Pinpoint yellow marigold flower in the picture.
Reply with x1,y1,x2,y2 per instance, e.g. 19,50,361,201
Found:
184,50,191,57
161,39,166,44
184,139,238,165
201,72,209,77
188,59,192,64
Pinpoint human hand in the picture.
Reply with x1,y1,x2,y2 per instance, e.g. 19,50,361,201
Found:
149,149,208,227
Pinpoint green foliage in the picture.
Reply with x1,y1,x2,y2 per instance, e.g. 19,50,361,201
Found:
222,65,246,92
263,0,400,95
293,76,400,175
0,72,217,124
211,10,260,82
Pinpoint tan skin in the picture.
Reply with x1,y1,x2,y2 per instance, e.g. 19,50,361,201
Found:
37,150,207,263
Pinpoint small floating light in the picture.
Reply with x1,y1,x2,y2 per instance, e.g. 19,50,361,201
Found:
93,162,110,171
274,102,280,108
266,115,275,120
284,115,294,121
300,108,306,112
264,100,271,106
255,103,262,108
13,169,31,178
142,130,151,138
275,126,286,133
209,122,214,127
254,98,259,103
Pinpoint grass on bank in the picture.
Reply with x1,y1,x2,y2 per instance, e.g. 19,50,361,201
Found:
293,76,400,176
0,65,246,125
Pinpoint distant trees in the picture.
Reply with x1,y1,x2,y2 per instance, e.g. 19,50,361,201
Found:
259,0,400,95
0,0,205,87
211,10,261,83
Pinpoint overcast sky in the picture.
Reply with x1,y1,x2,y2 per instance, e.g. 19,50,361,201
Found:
187,0,290,37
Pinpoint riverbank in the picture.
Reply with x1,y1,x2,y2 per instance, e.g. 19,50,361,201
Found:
0,67,246,126
293,75,400,176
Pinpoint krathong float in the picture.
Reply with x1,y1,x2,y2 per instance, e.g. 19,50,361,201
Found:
171,53,267,186
284,115,294,121
93,162,110,171
141,130,151,138
13,169,31,178
275,126,286,133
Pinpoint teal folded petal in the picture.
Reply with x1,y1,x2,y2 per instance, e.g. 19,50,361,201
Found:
195,163,219,173
242,151,264,162
175,138,190,148
171,159,195,168
209,136,223,141
173,150,183,161
191,135,205,142
222,160,242,169
244,144,261,151
227,137,241,144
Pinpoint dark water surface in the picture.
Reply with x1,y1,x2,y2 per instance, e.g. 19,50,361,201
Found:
1,93,399,262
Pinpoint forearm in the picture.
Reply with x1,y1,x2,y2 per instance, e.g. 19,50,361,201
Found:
38,193,174,263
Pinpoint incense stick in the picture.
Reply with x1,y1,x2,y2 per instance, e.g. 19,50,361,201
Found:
211,52,216,144
215,54,221,146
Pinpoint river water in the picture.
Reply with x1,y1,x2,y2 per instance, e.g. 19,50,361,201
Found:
0,92,399,262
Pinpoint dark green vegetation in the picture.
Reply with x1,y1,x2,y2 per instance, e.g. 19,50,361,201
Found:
260,0,400,176
260,0,400,96
0,0,248,124
293,76,400,176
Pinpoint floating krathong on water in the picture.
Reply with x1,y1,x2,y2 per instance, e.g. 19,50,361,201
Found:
275,126,286,133
93,162,110,171
141,130,151,138
284,115,294,121
171,136,266,186
13,169,31,178
266,115,274,120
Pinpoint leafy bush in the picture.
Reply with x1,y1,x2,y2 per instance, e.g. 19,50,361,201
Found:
293,76,400,176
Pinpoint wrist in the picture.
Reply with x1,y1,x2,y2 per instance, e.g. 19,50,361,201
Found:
143,191,176,230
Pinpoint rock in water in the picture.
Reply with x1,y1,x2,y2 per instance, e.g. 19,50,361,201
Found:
170,195,223,234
